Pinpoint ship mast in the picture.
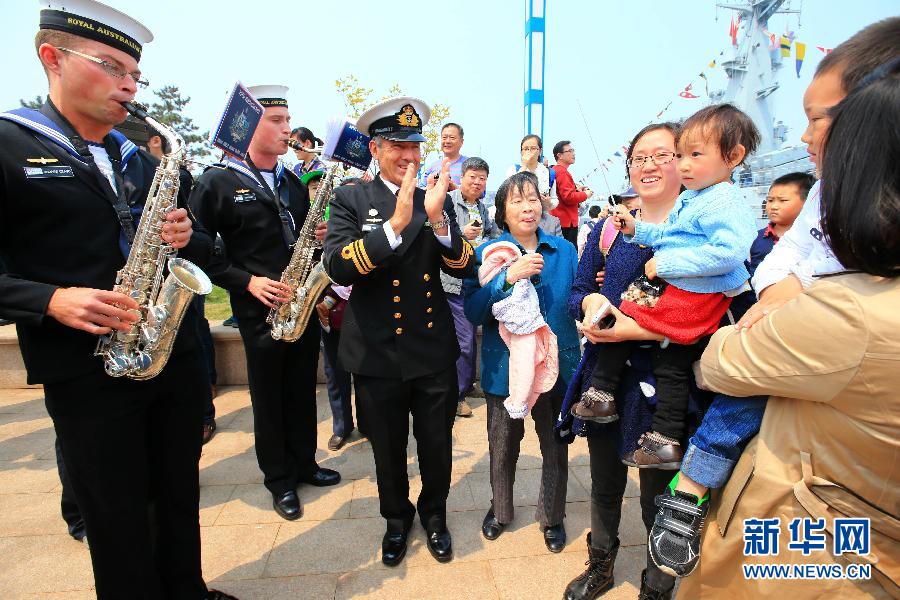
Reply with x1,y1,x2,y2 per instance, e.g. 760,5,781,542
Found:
716,0,799,154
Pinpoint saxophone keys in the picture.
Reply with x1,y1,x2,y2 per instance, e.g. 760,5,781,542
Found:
141,324,160,345
148,305,168,325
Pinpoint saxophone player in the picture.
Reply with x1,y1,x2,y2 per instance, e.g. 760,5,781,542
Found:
189,85,340,521
0,1,232,598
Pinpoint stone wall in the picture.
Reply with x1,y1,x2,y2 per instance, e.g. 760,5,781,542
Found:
0,321,484,389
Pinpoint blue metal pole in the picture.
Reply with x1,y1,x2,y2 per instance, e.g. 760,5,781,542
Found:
525,0,546,142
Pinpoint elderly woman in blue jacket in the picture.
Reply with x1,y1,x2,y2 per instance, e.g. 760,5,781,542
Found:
463,171,580,553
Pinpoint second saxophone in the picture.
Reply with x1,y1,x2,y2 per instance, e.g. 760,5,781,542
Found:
268,163,338,341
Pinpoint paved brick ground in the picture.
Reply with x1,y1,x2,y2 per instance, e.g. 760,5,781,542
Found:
0,385,651,599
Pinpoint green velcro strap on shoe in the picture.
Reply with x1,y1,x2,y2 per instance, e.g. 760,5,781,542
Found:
668,472,680,495
669,472,711,506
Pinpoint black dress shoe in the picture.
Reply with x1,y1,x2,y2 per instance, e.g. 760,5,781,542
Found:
426,526,453,563
202,420,217,445
544,523,567,553
299,467,341,487
327,433,348,451
381,529,409,567
481,508,505,541
272,490,301,521
206,591,239,600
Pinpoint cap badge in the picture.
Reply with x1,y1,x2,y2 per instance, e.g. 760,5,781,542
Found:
397,104,420,128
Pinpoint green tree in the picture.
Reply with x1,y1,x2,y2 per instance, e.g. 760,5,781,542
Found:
334,75,451,165
19,95,46,109
146,85,211,161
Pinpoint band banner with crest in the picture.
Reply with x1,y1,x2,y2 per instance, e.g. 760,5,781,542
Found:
209,82,264,160
322,119,373,171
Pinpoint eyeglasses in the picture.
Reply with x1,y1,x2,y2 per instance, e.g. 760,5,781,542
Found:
56,47,149,89
627,151,676,170
561,148,575,154
521,146,541,152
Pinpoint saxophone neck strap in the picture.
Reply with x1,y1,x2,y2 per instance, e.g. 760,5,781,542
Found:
244,156,297,248
40,101,137,254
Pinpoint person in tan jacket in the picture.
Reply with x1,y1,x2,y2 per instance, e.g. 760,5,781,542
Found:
676,58,900,599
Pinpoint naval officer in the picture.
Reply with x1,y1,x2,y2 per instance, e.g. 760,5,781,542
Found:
322,97,475,566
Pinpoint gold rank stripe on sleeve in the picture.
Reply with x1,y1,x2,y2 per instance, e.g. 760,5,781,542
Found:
341,239,375,275
353,239,375,273
443,241,474,269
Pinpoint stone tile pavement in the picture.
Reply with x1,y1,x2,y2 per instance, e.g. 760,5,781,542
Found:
0,385,651,599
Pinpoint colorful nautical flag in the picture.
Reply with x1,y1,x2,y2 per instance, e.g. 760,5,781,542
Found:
614,151,622,158
709,59,716,68
729,16,739,46
795,42,806,78
817,46,832,54
679,83,698,99
780,35,792,57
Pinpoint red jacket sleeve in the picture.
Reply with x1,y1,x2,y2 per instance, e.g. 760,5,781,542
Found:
553,165,587,206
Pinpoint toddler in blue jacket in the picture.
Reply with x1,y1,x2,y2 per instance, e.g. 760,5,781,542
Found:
574,105,760,477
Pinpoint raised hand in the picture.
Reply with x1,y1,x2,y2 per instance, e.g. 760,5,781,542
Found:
424,159,451,223
613,205,636,235
389,161,417,236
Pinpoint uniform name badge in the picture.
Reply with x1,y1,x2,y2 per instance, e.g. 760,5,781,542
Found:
233,189,256,203
23,165,74,178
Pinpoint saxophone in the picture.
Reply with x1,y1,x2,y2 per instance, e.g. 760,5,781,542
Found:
268,163,337,341
94,102,213,379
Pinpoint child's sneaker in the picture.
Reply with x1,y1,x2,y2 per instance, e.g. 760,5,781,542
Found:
571,387,619,423
623,431,683,469
648,488,709,577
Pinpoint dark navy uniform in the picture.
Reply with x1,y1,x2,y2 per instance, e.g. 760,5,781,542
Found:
189,157,322,496
0,103,211,599
323,176,474,533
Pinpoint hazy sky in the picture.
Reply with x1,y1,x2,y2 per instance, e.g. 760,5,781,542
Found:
4,0,896,192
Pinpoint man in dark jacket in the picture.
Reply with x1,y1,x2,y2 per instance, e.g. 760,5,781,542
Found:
190,85,339,523
0,2,230,598
323,97,474,567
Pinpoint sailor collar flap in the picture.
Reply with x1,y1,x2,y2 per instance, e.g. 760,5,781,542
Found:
0,107,138,170
223,155,286,199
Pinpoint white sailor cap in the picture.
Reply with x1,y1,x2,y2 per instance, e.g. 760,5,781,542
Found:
38,0,153,61
356,96,431,143
247,85,290,108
